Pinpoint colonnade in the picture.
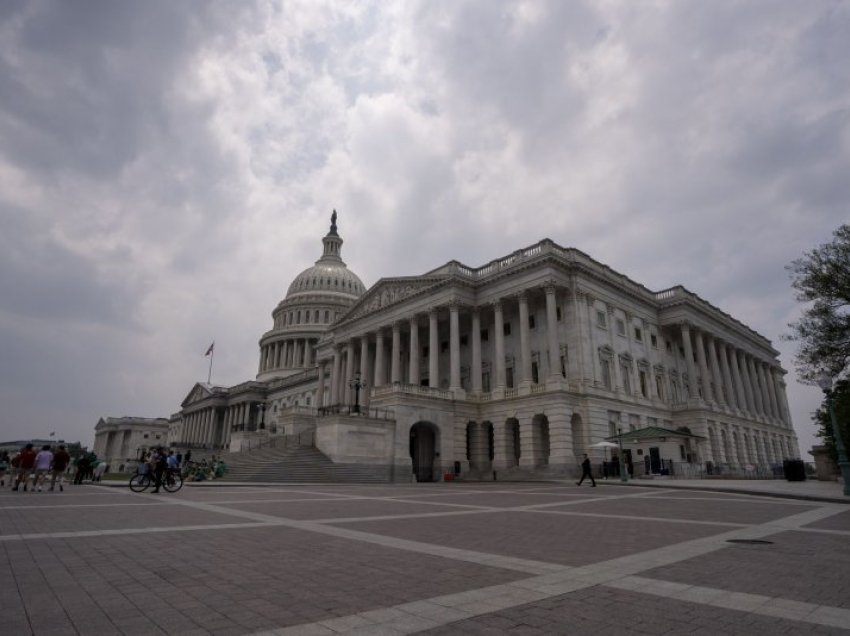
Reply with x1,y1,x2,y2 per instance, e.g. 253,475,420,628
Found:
258,337,316,374
316,288,566,408
180,402,255,448
706,422,797,467
677,322,790,426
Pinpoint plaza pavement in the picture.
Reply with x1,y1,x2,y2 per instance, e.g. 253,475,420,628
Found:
1,480,848,635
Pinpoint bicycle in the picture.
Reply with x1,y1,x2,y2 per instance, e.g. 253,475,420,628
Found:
129,467,183,493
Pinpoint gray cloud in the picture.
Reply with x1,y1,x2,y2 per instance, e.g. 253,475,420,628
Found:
0,0,846,459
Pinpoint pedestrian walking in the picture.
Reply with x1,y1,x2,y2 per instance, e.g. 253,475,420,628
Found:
0,452,8,487
576,453,596,487
32,445,53,492
50,445,70,492
12,444,37,491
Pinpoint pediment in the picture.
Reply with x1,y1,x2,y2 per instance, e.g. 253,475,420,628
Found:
345,277,443,321
180,383,213,408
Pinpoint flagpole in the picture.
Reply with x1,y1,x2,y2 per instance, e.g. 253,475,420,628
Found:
207,343,214,384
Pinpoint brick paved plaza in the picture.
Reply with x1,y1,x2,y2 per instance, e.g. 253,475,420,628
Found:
1,482,849,635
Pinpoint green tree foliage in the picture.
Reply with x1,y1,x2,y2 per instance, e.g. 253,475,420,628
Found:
785,224,850,383
814,379,850,463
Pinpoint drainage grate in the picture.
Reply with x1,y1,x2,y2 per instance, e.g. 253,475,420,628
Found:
726,539,774,545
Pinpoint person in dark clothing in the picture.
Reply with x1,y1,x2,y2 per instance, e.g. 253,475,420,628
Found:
151,448,168,493
73,455,90,484
576,454,596,487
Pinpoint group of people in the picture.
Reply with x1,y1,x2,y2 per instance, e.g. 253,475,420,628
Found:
0,443,71,492
183,455,228,482
138,447,228,493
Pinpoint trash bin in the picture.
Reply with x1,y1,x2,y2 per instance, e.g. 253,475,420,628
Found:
783,459,806,482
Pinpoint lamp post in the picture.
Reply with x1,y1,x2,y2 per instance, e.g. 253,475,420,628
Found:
350,371,366,414
817,372,850,496
617,427,629,482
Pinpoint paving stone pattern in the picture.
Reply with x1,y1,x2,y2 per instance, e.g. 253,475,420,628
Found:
1,482,848,635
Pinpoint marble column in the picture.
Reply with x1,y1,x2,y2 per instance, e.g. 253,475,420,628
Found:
345,340,355,405
449,304,461,390
694,329,712,401
360,335,369,408
429,309,439,389
331,348,341,406
765,365,780,420
471,309,482,392
518,293,532,384
374,329,386,388
316,363,325,408
745,355,763,415
718,341,736,409
737,350,755,414
545,285,561,380
391,322,401,384
707,335,725,406
681,323,699,399
304,339,313,367
493,301,506,389
409,316,420,386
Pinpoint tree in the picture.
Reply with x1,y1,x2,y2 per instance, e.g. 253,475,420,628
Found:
813,379,850,464
785,224,850,383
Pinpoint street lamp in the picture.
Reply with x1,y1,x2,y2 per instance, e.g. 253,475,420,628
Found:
350,371,366,414
617,427,629,483
817,372,850,496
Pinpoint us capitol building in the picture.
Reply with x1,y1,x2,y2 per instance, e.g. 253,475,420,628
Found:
96,212,800,481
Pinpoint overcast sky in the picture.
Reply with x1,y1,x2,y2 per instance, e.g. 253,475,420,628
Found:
1,1,847,455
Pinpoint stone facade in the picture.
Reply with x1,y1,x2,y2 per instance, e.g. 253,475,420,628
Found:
92,416,169,472
161,214,800,481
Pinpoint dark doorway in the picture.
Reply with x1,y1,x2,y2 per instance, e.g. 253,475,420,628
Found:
649,446,661,473
410,423,436,482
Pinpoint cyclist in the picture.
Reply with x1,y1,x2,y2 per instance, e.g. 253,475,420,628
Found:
151,447,168,493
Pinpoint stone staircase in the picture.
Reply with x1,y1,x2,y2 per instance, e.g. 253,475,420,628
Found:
218,445,393,483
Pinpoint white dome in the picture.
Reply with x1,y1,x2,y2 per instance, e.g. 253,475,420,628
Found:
286,262,365,299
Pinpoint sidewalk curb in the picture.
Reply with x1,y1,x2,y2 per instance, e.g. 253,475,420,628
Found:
594,480,850,505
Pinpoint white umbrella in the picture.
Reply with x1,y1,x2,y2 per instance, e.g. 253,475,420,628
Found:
589,441,620,449
589,440,620,462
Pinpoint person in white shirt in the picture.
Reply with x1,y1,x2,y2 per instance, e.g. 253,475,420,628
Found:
33,445,54,492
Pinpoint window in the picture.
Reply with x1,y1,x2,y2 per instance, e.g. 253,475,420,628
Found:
560,355,567,378
423,346,429,357
634,326,642,342
597,311,607,328
621,363,632,394
556,307,562,321
441,340,449,353
639,370,648,397
616,319,626,336
506,367,514,388
503,322,512,336
655,374,664,400
482,371,491,392
650,333,658,348
314,310,319,322
324,310,329,323
460,335,468,346
296,311,301,324
306,396,311,405
601,357,612,389
481,328,489,342
529,315,536,329
531,362,539,384
305,311,310,323
143,434,149,439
